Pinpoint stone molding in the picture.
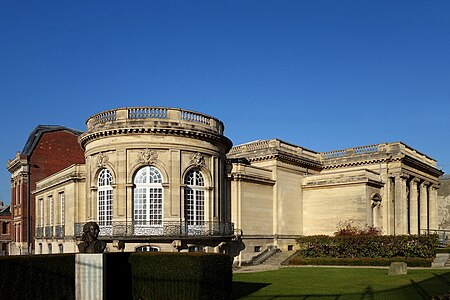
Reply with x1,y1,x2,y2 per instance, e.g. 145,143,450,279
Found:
138,149,158,165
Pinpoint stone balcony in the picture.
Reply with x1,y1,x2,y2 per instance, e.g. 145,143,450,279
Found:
73,221,235,240
78,107,230,148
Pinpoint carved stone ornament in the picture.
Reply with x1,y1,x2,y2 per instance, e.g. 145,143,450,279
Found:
190,152,206,168
97,152,109,168
140,149,158,164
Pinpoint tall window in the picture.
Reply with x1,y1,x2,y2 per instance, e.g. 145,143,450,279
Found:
98,169,113,227
39,199,44,228
133,166,163,226
184,169,205,225
48,196,53,226
59,193,65,225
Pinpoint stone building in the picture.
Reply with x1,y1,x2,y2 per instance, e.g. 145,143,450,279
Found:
33,108,235,254
7,107,443,263
0,204,12,255
228,139,443,263
7,125,85,255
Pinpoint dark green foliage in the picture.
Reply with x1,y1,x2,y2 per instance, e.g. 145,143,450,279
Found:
289,256,433,267
436,247,450,254
0,254,75,300
128,252,232,300
292,234,439,266
0,252,231,300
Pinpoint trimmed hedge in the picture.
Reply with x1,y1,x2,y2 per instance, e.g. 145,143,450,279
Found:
0,252,232,300
0,254,75,300
296,234,439,259
289,256,433,267
109,252,232,300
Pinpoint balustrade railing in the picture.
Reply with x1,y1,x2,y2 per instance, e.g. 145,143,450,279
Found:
74,221,234,238
55,225,65,238
35,227,43,238
44,226,53,238
128,107,168,119
84,107,224,135
321,144,380,160
180,110,210,125
90,110,117,127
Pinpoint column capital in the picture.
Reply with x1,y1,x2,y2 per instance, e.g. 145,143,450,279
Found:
409,177,421,186
391,173,409,181
420,181,430,188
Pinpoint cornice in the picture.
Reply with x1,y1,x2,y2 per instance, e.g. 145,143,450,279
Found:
303,175,384,189
34,173,85,194
402,155,444,178
229,173,275,185
79,127,232,151
322,157,402,169
246,153,322,170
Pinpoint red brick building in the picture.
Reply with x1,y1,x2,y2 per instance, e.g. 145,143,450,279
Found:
7,126,85,255
0,204,12,255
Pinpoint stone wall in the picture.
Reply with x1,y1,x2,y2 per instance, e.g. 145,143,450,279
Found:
438,175,450,229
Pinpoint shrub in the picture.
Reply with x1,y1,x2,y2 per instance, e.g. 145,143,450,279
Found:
334,220,382,237
0,252,232,300
0,254,75,300
289,256,433,267
296,234,439,261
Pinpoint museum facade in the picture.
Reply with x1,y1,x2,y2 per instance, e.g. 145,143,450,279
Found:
8,106,444,264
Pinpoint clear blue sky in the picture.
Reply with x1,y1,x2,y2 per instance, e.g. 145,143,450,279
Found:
1,1,449,203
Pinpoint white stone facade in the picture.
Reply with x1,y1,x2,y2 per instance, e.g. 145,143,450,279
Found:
32,107,443,266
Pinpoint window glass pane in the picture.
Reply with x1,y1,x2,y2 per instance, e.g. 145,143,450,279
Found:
133,166,164,226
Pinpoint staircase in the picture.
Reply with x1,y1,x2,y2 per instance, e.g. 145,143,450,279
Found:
261,250,296,266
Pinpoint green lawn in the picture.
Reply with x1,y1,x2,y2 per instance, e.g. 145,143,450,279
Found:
233,267,450,299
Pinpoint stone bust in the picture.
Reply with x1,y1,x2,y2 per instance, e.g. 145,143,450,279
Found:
77,221,107,253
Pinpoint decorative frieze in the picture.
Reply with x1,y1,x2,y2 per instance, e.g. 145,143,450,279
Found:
97,152,109,168
139,149,158,165
190,152,206,168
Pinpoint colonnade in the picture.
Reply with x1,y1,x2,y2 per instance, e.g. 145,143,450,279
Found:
392,175,438,235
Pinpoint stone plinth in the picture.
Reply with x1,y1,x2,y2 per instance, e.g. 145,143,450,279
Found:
431,253,450,268
388,262,407,275
76,254,103,300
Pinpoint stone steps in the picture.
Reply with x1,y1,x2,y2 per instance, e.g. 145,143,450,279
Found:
262,250,295,266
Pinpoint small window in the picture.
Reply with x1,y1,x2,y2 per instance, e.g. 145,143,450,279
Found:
2,222,7,234
136,245,159,252
59,244,64,253
39,243,42,255
48,243,52,254
188,245,204,253
288,245,294,251
254,246,261,252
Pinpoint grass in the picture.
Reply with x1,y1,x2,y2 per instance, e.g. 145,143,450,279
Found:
233,267,450,299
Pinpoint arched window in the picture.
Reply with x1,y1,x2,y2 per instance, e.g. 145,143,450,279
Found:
184,169,205,226
133,166,163,227
98,169,113,229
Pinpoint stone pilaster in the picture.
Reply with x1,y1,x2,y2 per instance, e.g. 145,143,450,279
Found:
394,175,408,235
409,178,420,235
419,182,429,232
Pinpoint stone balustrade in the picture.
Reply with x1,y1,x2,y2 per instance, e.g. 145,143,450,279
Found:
73,221,235,239
320,142,438,168
84,107,224,135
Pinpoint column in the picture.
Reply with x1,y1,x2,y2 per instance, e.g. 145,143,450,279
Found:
394,176,408,235
419,182,429,233
409,179,419,235
429,185,438,230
